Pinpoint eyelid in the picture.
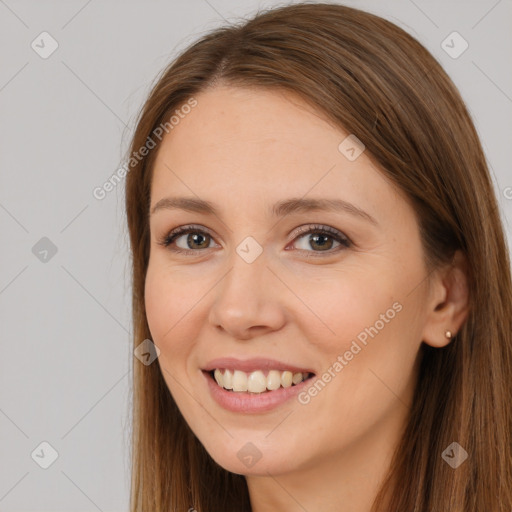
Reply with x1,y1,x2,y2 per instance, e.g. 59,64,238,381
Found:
165,223,213,240
157,224,217,251
287,224,352,254
158,223,352,255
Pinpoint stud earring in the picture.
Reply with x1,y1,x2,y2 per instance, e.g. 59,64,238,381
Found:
445,330,453,339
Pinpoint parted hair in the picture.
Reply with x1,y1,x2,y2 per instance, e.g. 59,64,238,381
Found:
124,3,512,510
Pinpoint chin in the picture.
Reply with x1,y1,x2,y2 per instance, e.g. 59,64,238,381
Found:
201,438,304,476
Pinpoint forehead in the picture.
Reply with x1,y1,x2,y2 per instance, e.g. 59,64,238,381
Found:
154,87,368,187
149,85,404,225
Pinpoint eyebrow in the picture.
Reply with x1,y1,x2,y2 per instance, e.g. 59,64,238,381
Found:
150,196,378,225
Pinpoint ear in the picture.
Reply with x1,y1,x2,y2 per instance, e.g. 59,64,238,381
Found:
421,250,470,348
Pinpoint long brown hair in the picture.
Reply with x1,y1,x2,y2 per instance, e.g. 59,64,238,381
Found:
124,3,512,510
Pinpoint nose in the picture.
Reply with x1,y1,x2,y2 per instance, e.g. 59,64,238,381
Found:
208,249,286,340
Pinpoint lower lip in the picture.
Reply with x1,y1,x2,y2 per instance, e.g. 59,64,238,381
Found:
202,370,314,414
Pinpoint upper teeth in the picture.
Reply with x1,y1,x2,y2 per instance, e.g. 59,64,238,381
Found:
213,369,309,393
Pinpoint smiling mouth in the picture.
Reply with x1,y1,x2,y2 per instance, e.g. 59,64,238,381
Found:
207,369,315,394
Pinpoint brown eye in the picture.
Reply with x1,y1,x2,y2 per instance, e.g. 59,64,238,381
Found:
291,225,351,254
158,225,217,254
158,223,351,257
176,232,212,250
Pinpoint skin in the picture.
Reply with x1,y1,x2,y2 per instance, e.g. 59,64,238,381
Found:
145,85,469,512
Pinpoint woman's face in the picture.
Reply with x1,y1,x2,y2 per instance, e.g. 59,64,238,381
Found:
145,85,433,477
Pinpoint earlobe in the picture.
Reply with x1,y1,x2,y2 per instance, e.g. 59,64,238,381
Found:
421,250,470,348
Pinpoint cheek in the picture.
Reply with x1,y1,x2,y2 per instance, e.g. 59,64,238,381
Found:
144,264,198,363
287,264,402,355
144,266,200,409
144,267,171,342
289,262,423,417
298,272,421,407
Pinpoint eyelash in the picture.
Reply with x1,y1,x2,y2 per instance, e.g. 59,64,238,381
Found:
157,223,352,257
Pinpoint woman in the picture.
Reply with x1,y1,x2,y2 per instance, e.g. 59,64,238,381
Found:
124,3,512,511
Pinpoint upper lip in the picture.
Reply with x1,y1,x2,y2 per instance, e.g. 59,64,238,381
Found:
202,357,315,374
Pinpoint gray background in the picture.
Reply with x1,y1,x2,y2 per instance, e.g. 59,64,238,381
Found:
0,0,510,510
